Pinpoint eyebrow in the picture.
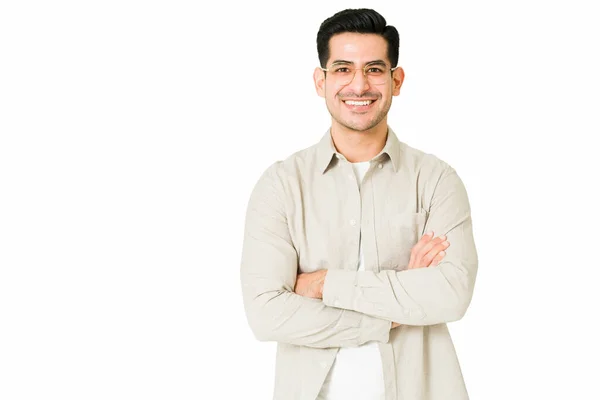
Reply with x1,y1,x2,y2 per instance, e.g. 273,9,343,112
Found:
330,59,388,66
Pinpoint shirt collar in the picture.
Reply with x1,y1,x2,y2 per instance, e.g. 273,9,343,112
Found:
316,126,403,174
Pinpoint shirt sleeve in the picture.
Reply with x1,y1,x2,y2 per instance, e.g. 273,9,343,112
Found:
322,166,478,326
240,162,392,348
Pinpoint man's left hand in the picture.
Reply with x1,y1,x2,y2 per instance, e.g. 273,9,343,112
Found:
294,270,328,299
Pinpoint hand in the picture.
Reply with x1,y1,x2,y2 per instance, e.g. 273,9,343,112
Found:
294,269,327,299
407,231,450,270
392,232,450,328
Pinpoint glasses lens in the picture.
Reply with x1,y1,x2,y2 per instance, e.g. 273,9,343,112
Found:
365,66,390,85
327,65,391,85
327,65,354,86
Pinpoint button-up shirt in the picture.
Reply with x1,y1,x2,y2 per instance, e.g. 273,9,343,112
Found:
240,127,478,400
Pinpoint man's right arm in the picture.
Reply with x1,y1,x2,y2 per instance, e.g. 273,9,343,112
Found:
240,163,392,349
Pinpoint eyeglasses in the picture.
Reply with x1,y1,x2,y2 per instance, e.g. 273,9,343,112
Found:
320,62,398,86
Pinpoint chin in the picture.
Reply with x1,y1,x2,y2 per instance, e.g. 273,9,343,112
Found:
344,116,380,132
342,122,377,132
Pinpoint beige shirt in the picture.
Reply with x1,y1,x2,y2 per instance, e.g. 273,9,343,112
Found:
240,127,478,400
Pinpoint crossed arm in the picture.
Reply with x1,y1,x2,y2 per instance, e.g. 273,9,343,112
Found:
240,164,391,349
240,163,478,348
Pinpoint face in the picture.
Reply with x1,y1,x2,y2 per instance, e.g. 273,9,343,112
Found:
314,32,404,133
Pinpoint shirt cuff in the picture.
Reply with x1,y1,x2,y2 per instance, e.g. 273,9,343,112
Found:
323,270,391,344
322,269,358,310
359,314,391,344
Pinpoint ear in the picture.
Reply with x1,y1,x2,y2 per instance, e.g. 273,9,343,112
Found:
313,67,326,98
392,66,405,96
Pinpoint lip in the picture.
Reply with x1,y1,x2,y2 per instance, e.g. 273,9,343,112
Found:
342,99,377,112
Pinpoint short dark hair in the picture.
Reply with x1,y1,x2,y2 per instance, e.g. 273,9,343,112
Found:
317,8,399,68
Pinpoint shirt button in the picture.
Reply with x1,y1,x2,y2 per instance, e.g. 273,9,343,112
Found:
349,219,357,226
348,174,354,180
378,163,383,169
319,361,328,369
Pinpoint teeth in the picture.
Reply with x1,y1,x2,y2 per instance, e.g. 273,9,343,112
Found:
345,100,372,106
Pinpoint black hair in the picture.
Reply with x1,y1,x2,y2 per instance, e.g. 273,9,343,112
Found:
316,8,399,68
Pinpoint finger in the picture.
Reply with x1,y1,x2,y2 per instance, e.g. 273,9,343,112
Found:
422,240,449,268
416,231,435,249
414,236,446,268
428,239,450,257
409,233,442,269
430,250,446,266
417,234,446,259
409,232,435,262
407,232,435,269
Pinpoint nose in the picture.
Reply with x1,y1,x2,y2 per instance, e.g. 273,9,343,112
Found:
346,68,370,94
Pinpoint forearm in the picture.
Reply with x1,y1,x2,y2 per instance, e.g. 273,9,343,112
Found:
323,167,478,326
242,285,391,348
322,255,476,326
241,163,392,349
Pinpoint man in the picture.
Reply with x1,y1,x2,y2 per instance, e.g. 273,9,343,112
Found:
240,8,478,400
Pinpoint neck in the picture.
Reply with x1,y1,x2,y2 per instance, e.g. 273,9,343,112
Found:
330,119,388,163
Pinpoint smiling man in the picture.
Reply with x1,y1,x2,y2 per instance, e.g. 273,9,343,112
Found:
316,35,400,135
240,8,478,400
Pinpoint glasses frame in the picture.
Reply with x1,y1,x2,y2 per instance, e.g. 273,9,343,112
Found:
319,62,399,85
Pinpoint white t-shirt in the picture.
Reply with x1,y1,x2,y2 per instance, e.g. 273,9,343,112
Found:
317,161,385,400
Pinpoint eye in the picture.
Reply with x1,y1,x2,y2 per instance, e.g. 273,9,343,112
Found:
334,67,351,73
366,67,384,74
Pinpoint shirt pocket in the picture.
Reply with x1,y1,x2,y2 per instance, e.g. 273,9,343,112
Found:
386,210,428,270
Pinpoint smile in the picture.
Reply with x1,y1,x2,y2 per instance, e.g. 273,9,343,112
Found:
343,99,377,110
344,100,373,106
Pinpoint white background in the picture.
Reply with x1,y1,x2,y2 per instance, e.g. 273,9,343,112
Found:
1,0,599,399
